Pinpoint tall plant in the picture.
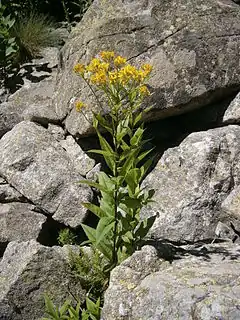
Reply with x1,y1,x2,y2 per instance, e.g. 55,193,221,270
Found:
73,51,156,270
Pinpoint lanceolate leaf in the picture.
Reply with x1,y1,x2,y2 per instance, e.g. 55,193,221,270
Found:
82,202,105,218
96,130,115,172
78,179,110,194
81,224,96,244
96,217,115,246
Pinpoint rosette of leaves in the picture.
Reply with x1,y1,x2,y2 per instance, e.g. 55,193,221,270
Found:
73,52,156,270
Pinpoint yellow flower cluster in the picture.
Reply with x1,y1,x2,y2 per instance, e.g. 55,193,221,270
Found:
73,51,152,111
75,101,86,112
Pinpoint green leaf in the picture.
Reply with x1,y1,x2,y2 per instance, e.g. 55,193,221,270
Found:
135,215,156,239
140,156,155,180
136,148,155,164
81,224,96,244
96,217,115,246
94,113,113,134
82,202,106,218
59,299,71,316
130,127,144,146
125,168,141,196
96,130,115,172
78,179,110,194
43,295,59,319
133,112,143,127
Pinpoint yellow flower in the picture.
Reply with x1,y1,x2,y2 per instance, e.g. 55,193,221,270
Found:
73,63,85,75
139,85,150,96
114,55,127,67
90,70,107,85
118,65,139,84
86,58,101,72
141,63,153,76
75,101,87,112
98,62,110,72
109,71,118,83
100,51,115,61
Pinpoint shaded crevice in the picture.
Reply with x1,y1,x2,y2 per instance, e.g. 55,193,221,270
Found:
0,241,8,258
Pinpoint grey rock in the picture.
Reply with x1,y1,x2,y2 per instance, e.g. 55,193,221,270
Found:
0,240,84,320
53,0,240,137
32,47,60,69
102,243,240,320
223,92,240,124
0,184,24,202
0,121,92,227
23,104,60,126
60,136,95,176
86,163,101,181
47,123,65,140
142,125,240,242
214,221,236,241
0,76,60,138
0,203,46,243
221,186,240,232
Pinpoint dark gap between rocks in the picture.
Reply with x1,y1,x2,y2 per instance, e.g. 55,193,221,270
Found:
0,241,9,258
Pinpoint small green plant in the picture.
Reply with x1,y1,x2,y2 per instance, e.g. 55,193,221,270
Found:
0,2,18,69
42,294,101,320
58,228,77,246
73,51,156,270
69,247,109,300
13,12,59,61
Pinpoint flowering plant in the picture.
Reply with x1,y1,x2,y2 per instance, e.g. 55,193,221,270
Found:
74,51,156,269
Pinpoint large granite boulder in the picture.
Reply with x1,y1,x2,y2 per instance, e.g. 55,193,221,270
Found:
102,244,240,320
0,240,84,320
0,76,60,138
0,121,93,228
0,203,46,245
53,0,240,137
142,125,240,242
223,91,240,124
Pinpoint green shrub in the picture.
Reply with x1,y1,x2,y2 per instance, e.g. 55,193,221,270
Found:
13,12,59,61
69,247,109,300
58,228,77,246
42,294,101,320
0,2,18,69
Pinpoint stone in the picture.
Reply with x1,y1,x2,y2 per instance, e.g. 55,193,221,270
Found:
102,243,240,320
0,76,60,138
0,184,24,202
0,240,84,320
47,123,65,141
32,47,60,69
23,104,60,126
0,121,93,228
142,125,240,242
223,92,240,124
0,203,46,244
59,135,96,176
53,0,240,137
221,186,240,232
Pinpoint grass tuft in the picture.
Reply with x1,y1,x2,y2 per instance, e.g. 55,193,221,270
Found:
13,12,60,61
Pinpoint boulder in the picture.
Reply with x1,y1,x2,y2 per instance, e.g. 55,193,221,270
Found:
142,125,240,242
0,203,46,244
102,243,240,320
0,76,60,138
53,0,240,137
0,180,24,203
59,135,96,176
0,240,84,320
223,92,240,124
47,123,65,141
0,121,93,228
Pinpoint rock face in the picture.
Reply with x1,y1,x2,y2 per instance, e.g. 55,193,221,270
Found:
0,240,84,320
54,0,240,136
0,121,93,227
102,244,240,320
142,125,240,242
0,203,46,244
223,92,240,124
0,77,59,138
